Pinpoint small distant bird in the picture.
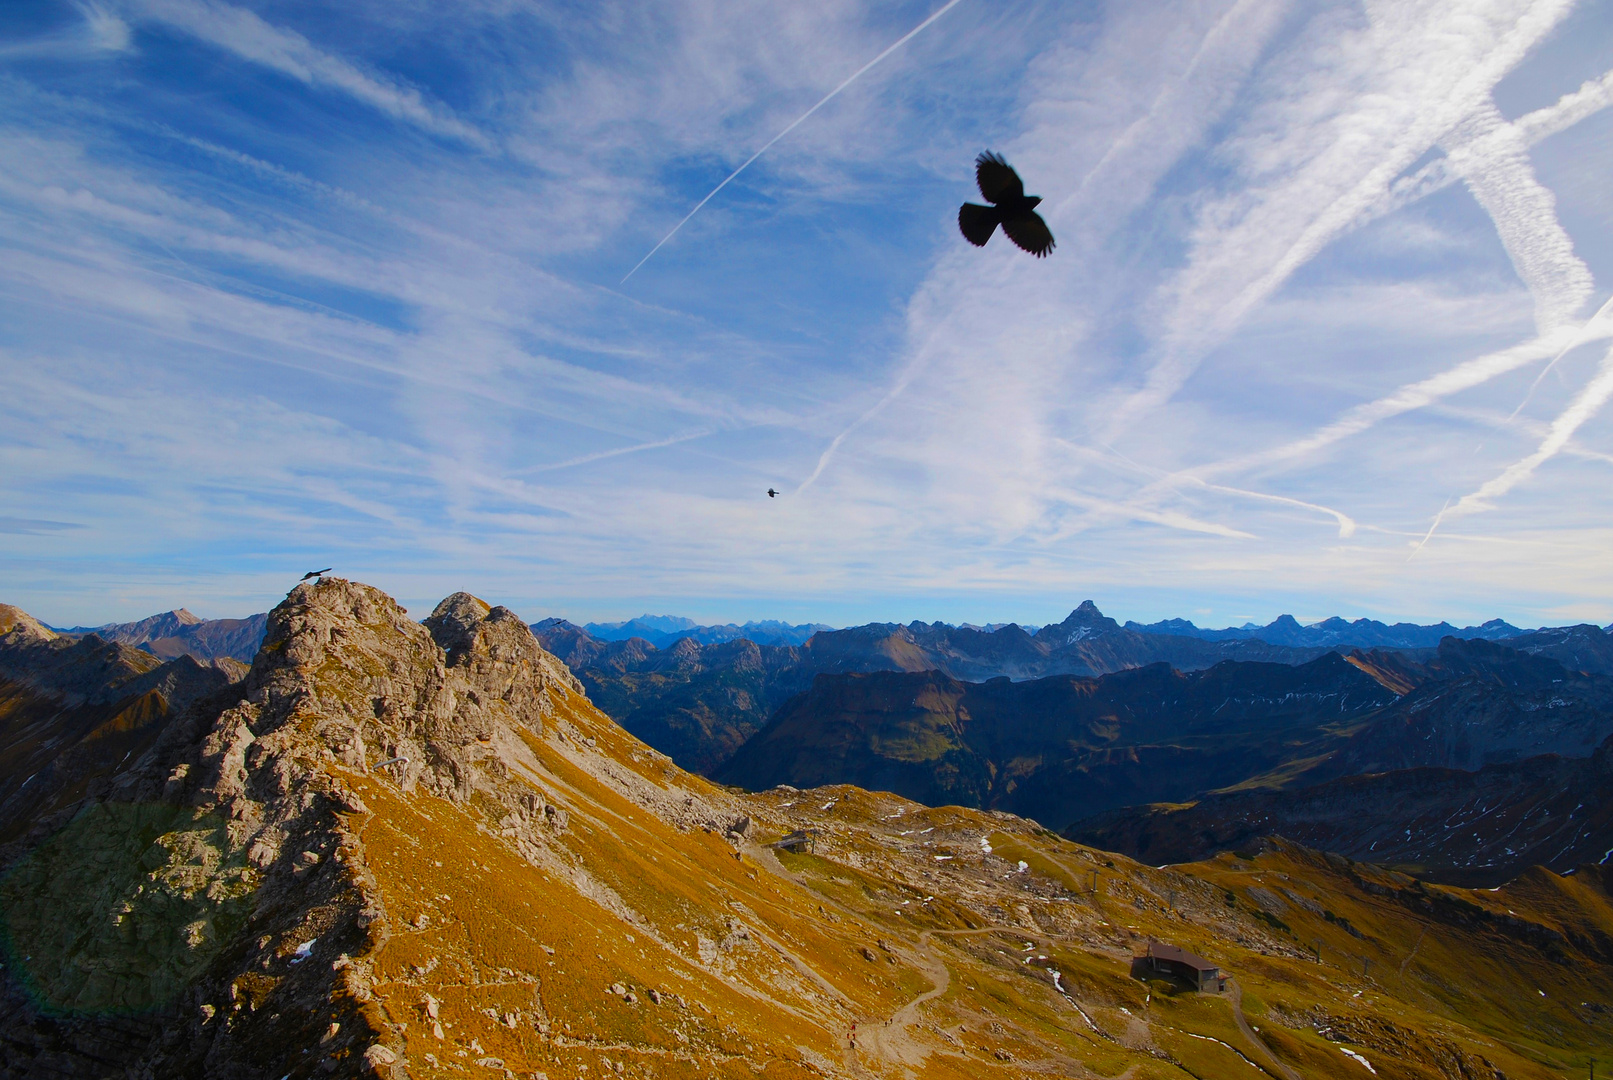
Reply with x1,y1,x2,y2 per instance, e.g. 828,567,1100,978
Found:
301,568,332,581
767,489,779,498
958,151,1054,257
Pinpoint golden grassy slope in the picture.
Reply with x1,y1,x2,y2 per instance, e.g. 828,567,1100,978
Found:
323,674,1611,1080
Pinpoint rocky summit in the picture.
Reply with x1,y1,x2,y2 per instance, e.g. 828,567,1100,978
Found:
0,579,1609,1079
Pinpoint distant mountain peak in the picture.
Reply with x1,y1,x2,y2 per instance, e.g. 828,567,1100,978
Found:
1034,601,1122,646
1063,600,1120,631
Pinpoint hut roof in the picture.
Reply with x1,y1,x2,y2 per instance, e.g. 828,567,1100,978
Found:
1146,941,1218,973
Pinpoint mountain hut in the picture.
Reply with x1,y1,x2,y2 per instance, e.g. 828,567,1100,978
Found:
1142,941,1225,992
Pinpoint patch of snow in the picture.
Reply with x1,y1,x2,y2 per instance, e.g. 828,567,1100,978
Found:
1338,1047,1377,1074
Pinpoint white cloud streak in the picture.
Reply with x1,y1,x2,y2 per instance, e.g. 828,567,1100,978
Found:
130,0,492,148
1440,99,1592,332
1104,0,1579,438
1448,341,1613,517
0,2,131,59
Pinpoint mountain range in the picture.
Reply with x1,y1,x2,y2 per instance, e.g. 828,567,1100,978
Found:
576,614,832,648
0,581,1606,1079
33,597,1613,889
1123,613,1529,648
535,600,1613,777
53,608,268,662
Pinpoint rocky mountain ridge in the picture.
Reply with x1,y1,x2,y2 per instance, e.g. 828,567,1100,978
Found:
0,584,1608,1078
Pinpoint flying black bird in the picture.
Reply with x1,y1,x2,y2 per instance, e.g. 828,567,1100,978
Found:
767,489,779,498
958,151,1054,257
301,568,332,581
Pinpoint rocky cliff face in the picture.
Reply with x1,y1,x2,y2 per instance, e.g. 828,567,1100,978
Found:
1,582,1609,1080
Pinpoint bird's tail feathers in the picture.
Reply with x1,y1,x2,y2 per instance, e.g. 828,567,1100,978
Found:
958,202,998,246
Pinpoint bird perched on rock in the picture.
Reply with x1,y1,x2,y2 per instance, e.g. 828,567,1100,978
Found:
958,151,1054,257
301,568,332,581
767,489,779,498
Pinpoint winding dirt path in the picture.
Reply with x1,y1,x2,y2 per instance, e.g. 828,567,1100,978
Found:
1398,928,1426,981
1227,980,1300,1080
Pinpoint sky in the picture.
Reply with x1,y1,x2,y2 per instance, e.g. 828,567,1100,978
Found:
2,0,1613,630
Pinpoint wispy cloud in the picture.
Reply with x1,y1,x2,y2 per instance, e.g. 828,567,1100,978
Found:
1448,341,1613,517
1104,0,1579,438
0,3,130,59
2,0,1612,627
130,0,493,148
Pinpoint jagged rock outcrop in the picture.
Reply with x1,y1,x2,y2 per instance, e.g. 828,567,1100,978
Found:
0,580,612,1078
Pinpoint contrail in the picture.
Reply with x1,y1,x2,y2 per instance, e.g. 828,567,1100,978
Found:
1449,340,1613,519
1508,290,1613,422
1407,495,1452,561
621,0,967,284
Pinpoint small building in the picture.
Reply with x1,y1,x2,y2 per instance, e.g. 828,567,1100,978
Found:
773,829,818,854
1141,941,1225,992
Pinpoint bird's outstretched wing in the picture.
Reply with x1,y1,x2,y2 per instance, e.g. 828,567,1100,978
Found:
958,202,998,246
975,151,1023,204
1001,211,1055,257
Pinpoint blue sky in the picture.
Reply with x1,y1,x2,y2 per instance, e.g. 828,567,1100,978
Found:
3,0,1613,630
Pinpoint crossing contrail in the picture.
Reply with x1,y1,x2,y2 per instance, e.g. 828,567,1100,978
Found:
621,0,967,284
1507,290,1613,422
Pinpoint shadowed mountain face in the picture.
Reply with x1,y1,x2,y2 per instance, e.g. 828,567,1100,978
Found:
1065,638,1613,885
56,608,269,663
0,586,1609,1078
1064,735,1606,889
1319,638,1613,778
715,636,1613,837
0,606,237,847
1067,734,1613,887
533,621,815,773
714,654,1402,830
